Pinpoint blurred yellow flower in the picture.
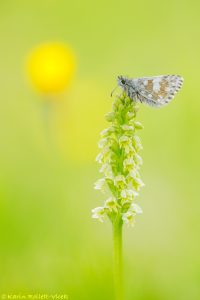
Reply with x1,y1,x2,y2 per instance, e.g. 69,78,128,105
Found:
26,42,76,94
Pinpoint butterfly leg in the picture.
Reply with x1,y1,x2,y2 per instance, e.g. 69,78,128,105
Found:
136,92,142,103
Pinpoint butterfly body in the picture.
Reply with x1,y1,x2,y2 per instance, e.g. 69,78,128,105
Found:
117,75,184,107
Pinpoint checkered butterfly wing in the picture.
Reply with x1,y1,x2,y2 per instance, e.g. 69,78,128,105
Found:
134,75,184,107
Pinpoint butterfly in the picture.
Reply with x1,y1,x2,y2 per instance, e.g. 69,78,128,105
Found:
116,75,184,107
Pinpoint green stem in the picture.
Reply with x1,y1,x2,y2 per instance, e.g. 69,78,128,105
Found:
113,218,123,300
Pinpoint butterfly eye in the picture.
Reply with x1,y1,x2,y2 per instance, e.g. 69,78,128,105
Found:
121,79,125,84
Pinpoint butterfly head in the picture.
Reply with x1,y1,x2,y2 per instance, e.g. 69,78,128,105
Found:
117,75,127,87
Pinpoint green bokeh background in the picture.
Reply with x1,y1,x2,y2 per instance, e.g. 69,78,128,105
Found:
0,1,200,299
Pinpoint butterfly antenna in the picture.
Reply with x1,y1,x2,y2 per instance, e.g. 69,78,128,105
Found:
111,85,118,97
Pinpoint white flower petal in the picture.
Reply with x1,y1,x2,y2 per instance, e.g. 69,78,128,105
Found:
133,135,143,150
125,144,136,155
94,178,106,191
134,121,144,130
122,211,136,227
121,189,138,200
131,203,143,214
114,175,126,188
100,128,109,137
96,153,103,163
123,158,136,171
100,164,113,178
129,170,137,179
134,177,145,187
100,127,114,137
98,138,108,149
92,207,106,222
119,135,131,147
121,125,134,131
105,196,118,212
134,154,143,165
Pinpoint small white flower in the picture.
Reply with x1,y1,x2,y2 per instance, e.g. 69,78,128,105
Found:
123,157,136,171
134,153,143,165
105,112,115,122
131,203,143,214
134,177,145,187
126,112,135,120
102,146,112,161
121,125,134,131
129,170,138,180
96,152,103,164
92,207,106,222
98,138,109,149
121,189,138,200
114,175,126,189
119,135,131,148
100,127,114,137
96,147,111,164
100,163,113,178
105,196,119,212
128,174,144,191
100,128,109,137
124,144,136,155
122,211,136,227
134,121,144,130
94,178,106,192
133,135,143,150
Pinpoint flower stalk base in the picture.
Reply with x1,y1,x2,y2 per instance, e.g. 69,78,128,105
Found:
113,218,123,300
